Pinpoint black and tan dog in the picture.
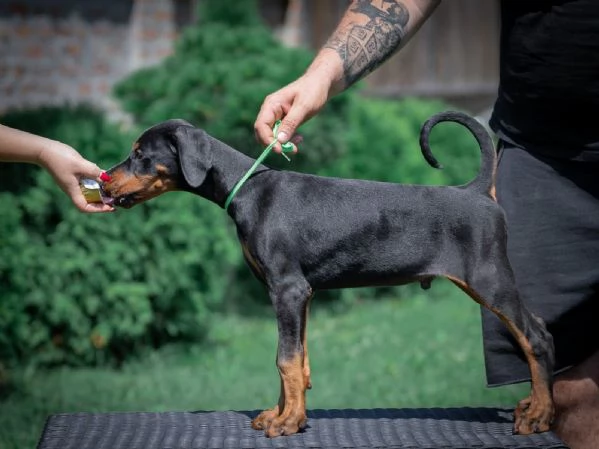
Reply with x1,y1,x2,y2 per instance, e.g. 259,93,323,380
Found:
103,111,555,437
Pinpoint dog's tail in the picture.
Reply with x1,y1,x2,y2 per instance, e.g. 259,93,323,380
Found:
419,111,496,198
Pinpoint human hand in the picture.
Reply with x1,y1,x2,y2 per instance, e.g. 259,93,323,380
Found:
254,73,332,153
38,141,114,213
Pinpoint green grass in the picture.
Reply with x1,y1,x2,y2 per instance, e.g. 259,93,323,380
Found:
0,283,527,448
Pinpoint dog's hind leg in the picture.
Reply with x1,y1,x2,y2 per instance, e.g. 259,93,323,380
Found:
446,264,555,434
251,279,312,437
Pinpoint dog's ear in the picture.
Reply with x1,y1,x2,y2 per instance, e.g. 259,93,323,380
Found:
170,125,213,188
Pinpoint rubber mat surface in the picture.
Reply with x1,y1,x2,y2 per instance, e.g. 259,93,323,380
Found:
37,407,568,449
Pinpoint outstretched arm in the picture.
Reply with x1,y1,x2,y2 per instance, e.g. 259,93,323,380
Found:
0,124,113,213
255,0,441,151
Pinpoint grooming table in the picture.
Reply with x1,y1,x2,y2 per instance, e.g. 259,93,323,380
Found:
37,407,568,449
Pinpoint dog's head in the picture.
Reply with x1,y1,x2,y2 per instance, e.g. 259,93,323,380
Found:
103,119,212,208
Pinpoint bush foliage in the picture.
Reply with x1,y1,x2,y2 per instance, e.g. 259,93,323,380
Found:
0,107,239,366
1,2,484,366
114,2,349,172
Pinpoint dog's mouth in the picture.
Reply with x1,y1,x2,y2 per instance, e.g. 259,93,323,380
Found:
102,173,170,209
101,179,140,209
111,194,137,209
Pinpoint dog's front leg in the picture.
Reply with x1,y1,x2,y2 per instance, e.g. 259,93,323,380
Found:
251,280,312,437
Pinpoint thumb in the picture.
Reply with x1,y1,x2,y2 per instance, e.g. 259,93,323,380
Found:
277,106,307,144
79,160,104,181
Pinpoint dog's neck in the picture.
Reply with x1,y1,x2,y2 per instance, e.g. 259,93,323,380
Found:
184,138,269,214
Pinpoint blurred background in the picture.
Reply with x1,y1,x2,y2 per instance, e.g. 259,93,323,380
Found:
0,1,525,448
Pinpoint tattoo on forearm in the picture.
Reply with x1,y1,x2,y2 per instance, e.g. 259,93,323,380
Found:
325,0,410,87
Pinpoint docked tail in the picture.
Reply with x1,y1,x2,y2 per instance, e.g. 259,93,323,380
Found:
419,111,496,197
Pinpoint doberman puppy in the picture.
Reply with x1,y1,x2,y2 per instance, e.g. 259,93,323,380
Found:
103,111,555,438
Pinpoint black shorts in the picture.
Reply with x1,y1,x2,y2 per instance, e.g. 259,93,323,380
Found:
482,141,599,386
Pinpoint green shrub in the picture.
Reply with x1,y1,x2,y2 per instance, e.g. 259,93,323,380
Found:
0,106,240,366
113,2,349,173
321,96,480,186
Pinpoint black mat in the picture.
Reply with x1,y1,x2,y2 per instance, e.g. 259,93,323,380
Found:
37,407,568,449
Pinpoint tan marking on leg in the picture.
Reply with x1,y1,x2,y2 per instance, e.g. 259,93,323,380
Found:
489,146,498,201
446,275,554,434
241,242,265,281
266,353,307,437
253,290,312,437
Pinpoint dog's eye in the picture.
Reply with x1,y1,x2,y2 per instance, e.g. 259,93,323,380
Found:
133,149,143,160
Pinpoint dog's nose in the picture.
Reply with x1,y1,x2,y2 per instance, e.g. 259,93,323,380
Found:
100,165,123,192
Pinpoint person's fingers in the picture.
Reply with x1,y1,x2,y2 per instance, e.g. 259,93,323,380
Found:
285,134,303,154
74,161,115,211
254,98,284,148
274,97,316,155
255,77,325,154
73,156,110,183
82,202,115,213
39,142,115,213
67,174,115,213
76,160,104,181
72,191,115,213
65,181,88,212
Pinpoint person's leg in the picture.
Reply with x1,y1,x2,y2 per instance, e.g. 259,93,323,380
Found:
481,142,599,447
483,143,599,384
553,350,599,449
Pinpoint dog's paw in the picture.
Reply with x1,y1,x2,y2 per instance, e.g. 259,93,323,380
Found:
251,406,279,431
513,396,554,434
265,413,307,438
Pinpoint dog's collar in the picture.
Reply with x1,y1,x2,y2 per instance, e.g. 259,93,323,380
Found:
224,121,294,211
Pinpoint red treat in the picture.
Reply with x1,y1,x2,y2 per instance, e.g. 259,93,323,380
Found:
100,172,112,182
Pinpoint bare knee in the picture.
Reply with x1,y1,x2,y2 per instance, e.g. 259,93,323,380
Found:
554,351,599,407
553,373,599,417
552,352,599,449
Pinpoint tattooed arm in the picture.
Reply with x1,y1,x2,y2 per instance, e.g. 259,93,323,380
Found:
324,0,440,90
255,0,441,151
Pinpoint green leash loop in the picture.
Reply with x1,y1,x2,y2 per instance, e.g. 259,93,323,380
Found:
224,120,293,211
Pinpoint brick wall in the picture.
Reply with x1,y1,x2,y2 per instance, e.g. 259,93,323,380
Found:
0,0,179,117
